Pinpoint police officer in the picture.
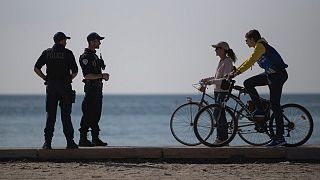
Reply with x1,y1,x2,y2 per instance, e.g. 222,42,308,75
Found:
78,32,109,147
34,32,78,149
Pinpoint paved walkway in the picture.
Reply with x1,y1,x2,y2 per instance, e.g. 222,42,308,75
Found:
1,146,319,161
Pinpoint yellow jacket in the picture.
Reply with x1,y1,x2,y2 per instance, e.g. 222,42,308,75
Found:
236,38,267,74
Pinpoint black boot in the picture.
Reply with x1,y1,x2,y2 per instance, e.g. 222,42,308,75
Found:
79,132,95,147
92,131,108,146
42,141,52,149
42,135,52,149
66,140,79,149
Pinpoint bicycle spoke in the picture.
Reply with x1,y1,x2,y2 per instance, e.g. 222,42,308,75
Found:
237,108,271,146
194,104,237,147
269,104,313,147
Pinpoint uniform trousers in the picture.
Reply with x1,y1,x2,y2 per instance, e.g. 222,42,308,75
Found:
79,82,103,134
45,81,74,142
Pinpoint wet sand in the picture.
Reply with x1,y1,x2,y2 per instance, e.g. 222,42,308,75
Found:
1,161,320,179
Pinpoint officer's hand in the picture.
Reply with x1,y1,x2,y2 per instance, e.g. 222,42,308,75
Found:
102,73,110,81
43,76,48,85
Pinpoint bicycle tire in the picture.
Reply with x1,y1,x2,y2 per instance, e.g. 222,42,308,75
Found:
194,104,237,147
268,103,313,147
237,108,272,146
170,102,204,146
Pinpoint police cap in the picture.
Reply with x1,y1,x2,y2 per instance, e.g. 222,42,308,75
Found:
87,32,104,42
53,32,70,43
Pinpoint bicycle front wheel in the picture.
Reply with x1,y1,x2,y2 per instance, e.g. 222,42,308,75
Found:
194,104,237,147
170,102,203,146
237,108,272,146
269,103,313,147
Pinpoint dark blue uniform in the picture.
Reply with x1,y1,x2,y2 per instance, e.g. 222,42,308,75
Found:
79,48,105,137
35,44,78,145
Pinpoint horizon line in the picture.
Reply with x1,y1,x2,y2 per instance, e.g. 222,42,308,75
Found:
0,92,320,96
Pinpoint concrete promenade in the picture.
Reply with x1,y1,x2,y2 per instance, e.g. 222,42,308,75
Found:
1,145,319,162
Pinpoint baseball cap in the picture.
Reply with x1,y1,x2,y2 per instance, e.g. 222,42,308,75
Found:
53,32,70,42
87,32,105,42
212,41,230,50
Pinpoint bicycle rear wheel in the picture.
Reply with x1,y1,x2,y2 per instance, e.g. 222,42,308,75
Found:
269,103,313,147
194,104,237,147
237,108,272,146
170,102,203,146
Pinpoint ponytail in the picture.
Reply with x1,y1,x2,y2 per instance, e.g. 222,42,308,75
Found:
226,49,237,63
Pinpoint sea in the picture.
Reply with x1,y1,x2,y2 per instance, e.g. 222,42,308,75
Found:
0,94,319,148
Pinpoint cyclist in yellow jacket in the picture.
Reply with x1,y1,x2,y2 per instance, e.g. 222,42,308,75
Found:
229,29,288,147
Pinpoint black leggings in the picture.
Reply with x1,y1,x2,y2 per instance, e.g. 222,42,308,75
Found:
243,69,288,138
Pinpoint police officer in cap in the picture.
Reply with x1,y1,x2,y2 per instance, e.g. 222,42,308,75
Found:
78,32,109,147
34,32,78,149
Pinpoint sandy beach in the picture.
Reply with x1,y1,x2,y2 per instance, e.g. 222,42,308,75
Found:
1,161,320,179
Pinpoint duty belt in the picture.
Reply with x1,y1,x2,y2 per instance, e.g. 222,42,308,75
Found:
82,79,103,86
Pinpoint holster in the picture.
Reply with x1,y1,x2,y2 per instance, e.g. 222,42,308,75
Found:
71,90,76,103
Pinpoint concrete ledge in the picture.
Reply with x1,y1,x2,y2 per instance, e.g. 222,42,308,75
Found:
241,147,287,159
286,147,320,160
163,147,240,159
38,147,162,160
0,149,38,159
1,146,320,161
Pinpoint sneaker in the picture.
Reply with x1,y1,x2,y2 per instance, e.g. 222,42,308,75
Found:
66,140,79,149
266,138,286,147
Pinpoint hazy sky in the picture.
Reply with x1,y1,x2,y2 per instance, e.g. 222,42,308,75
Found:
1,0,319,94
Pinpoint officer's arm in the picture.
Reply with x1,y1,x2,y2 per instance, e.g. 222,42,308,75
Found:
34,67,46,81
69,52,78,80
84,73,103,80
71,72,77,80
34,51,46,81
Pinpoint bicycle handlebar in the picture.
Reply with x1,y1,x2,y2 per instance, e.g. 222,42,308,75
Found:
193,79,246,95
192,82,207,93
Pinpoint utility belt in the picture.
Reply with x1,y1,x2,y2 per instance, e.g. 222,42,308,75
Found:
46,80,76,103
83,79,103,87
45,79,72,85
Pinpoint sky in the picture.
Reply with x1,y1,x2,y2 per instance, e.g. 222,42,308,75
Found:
0,0,319,94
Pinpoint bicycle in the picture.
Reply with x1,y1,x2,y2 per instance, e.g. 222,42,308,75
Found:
170,83,215,146
193,79,314,147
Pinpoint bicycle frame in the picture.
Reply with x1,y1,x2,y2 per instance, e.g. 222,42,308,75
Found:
220,80,272,122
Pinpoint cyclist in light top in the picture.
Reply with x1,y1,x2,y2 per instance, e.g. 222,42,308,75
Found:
229,29,288,147
202,41,236,144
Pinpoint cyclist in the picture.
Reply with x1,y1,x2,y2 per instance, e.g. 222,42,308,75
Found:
229,29,288,147
201,41,237,144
